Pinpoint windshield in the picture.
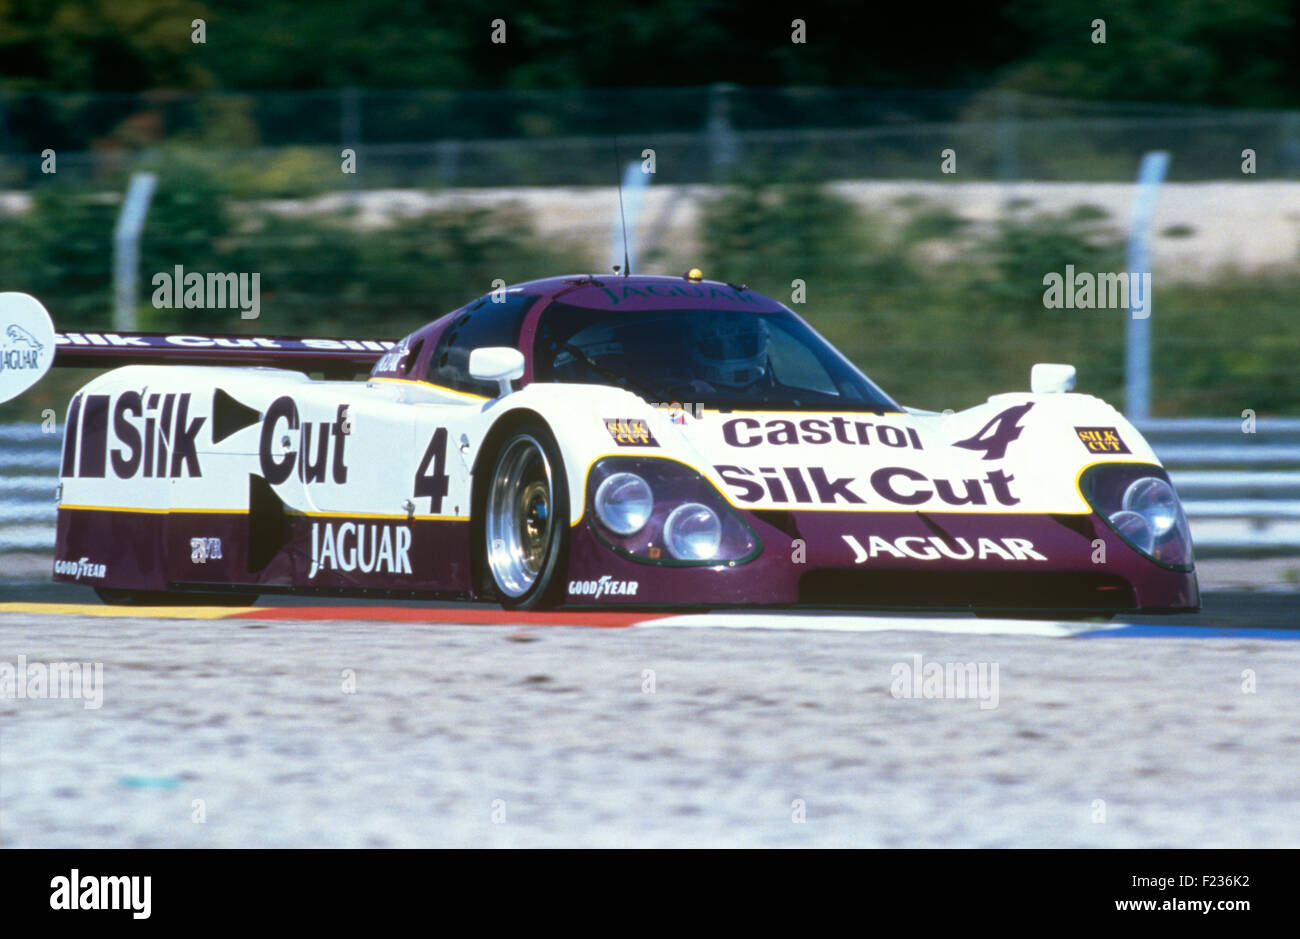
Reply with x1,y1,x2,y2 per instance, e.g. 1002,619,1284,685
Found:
534,303,899,412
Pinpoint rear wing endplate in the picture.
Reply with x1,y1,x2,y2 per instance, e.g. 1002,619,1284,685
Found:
1,292,393,403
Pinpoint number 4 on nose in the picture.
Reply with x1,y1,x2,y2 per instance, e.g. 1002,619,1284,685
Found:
953,403,1034,461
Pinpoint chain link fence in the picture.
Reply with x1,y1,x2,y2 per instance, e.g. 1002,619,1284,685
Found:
3,86,1300,188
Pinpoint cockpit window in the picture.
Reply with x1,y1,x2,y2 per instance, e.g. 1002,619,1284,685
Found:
401,338,423,376
425,292,539,395
534,303,899,412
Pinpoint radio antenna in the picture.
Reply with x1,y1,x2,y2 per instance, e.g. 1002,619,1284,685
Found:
614,137,631,276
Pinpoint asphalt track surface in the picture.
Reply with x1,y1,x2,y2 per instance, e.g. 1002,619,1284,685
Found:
1,584,1298,847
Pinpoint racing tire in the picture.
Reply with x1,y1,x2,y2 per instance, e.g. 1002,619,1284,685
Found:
479,422,570,611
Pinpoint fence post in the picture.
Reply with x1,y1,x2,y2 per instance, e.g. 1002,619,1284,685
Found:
611,160,650,273
0,91,10,169
707,83,738,181
997,90,1019,180
436,140,459,186
1125,151,1170,422
112,172,158,332
1281,112,1300,174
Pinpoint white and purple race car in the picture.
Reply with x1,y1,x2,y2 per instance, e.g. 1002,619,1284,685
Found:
0,273,1198,614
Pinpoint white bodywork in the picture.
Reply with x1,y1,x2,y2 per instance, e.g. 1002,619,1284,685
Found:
58,363,1160,525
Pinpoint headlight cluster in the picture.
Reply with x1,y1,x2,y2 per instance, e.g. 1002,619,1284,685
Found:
594,473,654,535
1081,464,1194,570
589,458,759,565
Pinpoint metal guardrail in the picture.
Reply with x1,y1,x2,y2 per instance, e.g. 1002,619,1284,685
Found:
1139,419,1300,552
2,419,1298,556
0,423,60,554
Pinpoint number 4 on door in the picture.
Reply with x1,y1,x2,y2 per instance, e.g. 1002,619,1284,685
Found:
414,427,450,513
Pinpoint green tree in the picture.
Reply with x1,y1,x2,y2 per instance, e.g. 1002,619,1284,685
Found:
0,0,211,91
995,0,1298,107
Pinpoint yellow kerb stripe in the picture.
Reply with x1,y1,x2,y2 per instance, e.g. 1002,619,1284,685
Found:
0,602,260,619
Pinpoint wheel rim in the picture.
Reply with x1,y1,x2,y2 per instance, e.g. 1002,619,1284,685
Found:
486,435,554,598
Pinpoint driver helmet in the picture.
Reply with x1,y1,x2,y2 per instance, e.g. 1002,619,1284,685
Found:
690,313,769,388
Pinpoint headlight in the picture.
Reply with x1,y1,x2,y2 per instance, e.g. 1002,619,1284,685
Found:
1081,463,1194,570
585,457,760,566
1122,476,1179,537
594,472,653,535
663,503,722,560
1107,509,1154,555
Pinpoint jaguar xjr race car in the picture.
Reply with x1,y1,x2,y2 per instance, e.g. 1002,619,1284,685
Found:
0,274,1197,614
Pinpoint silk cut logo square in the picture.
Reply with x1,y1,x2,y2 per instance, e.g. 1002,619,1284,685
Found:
1074,426,1130,454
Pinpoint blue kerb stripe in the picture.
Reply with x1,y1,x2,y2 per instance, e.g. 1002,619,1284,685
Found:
1079,624,1300,640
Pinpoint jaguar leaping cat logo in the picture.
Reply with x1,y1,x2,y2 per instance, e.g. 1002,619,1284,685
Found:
5,324,43,353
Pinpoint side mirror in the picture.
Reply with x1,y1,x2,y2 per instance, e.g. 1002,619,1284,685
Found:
469,346,525,398
1030,363,1076,394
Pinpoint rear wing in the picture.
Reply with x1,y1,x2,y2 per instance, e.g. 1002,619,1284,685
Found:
54,330,393,372
1,292,394,404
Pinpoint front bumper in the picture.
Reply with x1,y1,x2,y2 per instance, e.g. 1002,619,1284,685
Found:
563,508,1199,612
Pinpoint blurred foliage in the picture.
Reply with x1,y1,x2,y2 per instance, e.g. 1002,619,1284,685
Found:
996,0,1299,108
0,182,117,321
0,151,589,345
0,0,210,92
1,157,1298,419
0,0,1019,94
700,169,876,285
1,0,1296,107
698,177,1300,415
973,203,1124,312
1,1,1297,427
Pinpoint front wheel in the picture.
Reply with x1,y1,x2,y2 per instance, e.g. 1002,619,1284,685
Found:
481,423,570,610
